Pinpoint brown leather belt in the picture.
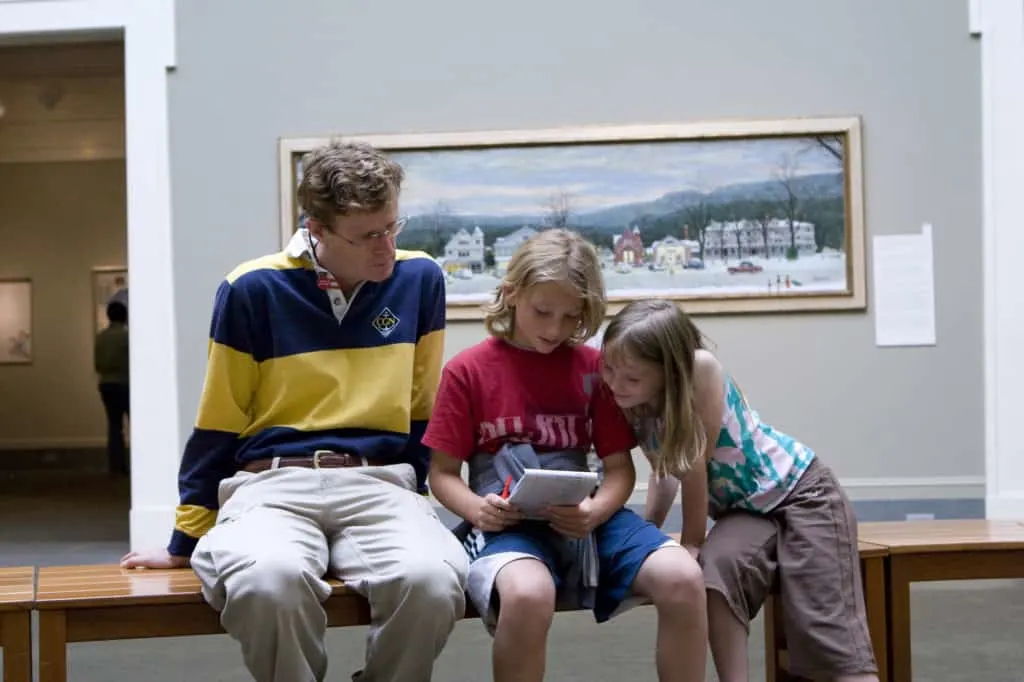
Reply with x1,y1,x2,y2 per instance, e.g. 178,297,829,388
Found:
242,450,381,474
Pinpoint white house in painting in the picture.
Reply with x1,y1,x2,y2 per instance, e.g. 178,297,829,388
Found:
703,219,817,261
492,226,537,271
443,226,485,273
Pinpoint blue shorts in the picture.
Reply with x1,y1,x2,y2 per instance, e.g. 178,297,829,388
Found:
476,507,673,622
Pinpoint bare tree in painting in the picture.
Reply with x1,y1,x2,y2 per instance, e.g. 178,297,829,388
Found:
810,134,843,163
773,152,804,259
753,211,774,260
719,204,745,261
544,189,573,228
681,175,716,262
681,201,712,262
427,200,453,256
800,134,846,253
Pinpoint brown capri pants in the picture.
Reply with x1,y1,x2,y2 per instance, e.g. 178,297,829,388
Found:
698,457,877,679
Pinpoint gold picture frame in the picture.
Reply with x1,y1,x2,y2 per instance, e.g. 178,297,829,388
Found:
279,117,866,319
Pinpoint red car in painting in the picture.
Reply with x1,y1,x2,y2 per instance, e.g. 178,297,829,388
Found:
727,260,764,274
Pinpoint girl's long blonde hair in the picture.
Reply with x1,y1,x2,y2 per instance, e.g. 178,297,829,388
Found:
602,299,710,478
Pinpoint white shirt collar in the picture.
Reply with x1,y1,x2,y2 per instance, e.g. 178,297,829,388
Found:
285,227,315,261
285,227,364,323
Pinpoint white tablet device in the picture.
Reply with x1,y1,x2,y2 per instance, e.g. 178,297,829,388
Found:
507,469,600,514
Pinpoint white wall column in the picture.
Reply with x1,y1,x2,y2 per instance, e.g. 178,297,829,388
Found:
982,0,1024,518
0,0,181,547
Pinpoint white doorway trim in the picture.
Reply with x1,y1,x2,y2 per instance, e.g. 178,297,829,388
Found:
0,0,182,548
979,0,1024,519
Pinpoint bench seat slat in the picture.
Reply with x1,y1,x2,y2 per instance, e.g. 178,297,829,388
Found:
0,567,34,610
35,566,349,609
35,534,690,611
858,519,1024,554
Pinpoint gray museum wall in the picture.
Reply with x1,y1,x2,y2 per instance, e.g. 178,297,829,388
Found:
167,0,983,519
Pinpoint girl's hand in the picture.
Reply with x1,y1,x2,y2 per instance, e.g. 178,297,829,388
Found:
546,498,598,539
476,493,522,532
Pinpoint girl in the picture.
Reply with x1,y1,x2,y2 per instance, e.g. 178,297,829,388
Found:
601,298,878,682
423,229,707,682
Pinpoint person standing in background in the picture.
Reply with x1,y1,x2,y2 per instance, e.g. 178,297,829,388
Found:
94,300,130,476
108,275,128,309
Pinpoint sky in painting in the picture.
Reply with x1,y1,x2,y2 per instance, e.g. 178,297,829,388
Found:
391,135,842,218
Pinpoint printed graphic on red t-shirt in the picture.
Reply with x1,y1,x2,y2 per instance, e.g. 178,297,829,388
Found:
421,338,636,461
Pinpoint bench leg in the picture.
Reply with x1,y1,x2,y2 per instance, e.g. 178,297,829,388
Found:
763,593,782,682
861,556,889,682
38,610,67,682
886,558,912,682
1,611,32,682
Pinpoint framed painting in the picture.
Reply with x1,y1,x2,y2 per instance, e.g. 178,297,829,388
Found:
278,116,866,319
92,266,128,333
0,279,33,364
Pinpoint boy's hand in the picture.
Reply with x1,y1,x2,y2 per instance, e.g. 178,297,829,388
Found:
546,498,598,539
476,493,523,532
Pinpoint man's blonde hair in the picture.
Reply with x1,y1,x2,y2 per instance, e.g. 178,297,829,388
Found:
297,140,404,228
483,228,606,344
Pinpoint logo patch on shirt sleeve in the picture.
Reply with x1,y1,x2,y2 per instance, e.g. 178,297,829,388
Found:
371,307,400,338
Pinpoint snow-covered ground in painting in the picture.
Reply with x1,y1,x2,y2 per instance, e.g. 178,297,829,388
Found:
444,252,848,304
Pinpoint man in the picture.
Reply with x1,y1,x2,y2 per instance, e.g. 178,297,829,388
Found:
121,141,469,682
94,300,130,475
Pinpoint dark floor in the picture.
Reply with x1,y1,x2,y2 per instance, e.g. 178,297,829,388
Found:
1,470,1022,681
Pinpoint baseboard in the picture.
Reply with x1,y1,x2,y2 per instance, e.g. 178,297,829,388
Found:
986,493,1024,519
621,475,986,506
0,444,108,471
43,475,990,549
427,474,988,527
0,437,106,451
817,475,983,501
426,476,986,508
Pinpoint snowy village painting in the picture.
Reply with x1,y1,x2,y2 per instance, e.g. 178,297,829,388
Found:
279,117,865,318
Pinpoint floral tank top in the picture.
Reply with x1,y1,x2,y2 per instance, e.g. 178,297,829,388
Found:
635,374,815,518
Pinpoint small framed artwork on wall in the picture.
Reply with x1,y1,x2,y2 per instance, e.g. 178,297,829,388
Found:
92,266,128,334
0,279,33,364
278,116,866,320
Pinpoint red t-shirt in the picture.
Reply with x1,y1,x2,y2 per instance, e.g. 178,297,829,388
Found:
422,337,636,461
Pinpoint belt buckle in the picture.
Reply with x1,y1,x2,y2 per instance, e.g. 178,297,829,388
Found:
313,449,332,469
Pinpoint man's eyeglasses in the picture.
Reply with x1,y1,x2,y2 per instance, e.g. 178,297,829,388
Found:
337,217,408,247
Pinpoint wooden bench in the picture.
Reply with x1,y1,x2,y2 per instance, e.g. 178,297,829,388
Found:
762,540,890,682
33,533,690,682
858,519,1024,682
34,565,379,682
0,567,34,682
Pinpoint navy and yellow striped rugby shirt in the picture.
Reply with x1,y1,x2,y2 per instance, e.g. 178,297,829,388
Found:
168,235,446,557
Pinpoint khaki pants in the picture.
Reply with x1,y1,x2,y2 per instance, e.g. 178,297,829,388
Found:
190,463,469,682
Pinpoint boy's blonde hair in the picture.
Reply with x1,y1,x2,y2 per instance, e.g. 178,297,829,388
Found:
483,228,606,344
602,299,710,478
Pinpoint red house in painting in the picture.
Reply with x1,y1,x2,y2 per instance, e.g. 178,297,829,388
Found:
614,226,645,265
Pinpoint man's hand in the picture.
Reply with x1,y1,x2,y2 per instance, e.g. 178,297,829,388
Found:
120,548,190,570
476,493,523,532
546,498,598,539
